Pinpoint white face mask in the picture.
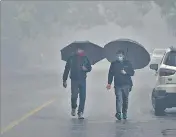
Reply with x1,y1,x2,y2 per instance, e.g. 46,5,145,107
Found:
117,54,124,62
118,56,124,61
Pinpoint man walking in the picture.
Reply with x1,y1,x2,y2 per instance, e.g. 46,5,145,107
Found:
106,50,135,120
63,48,92,119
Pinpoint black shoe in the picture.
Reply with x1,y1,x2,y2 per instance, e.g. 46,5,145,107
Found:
115,113,122,120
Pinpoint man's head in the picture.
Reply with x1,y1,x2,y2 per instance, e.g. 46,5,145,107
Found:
116,50,125,62
76,48,85,56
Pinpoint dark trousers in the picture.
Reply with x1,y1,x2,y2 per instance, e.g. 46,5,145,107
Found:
71,79,86,113
115,85,130,114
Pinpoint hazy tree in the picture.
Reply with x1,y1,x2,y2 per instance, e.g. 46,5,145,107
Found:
155,0,176,35
2,1,175,70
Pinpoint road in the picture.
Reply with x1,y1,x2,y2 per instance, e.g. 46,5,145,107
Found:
1,68,176,137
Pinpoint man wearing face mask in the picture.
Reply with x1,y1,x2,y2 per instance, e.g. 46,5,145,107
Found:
63,48,92,119
106,50,135,120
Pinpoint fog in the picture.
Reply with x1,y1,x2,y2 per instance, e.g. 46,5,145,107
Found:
1,1,176,74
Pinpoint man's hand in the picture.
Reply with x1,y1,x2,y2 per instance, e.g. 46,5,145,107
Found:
106,84,111,90
63,81,67,88
121,69,127,74
82,65,88,71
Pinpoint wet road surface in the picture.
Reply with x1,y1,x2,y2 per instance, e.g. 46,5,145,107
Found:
1,68,176,137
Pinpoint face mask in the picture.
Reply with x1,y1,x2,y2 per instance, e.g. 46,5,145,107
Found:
77,50,85,56
117,55,124,62
118,57,124,61
78,52,84,56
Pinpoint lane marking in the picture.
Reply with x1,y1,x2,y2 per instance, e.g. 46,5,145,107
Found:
0,98,56,135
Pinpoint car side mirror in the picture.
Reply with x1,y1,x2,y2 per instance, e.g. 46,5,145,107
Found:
150,64,158,71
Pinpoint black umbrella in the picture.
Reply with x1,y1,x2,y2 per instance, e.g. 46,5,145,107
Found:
60,41,105,65
104,39,151,69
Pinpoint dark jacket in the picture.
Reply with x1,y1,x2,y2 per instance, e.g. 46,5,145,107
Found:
63,54,92,81
108,60,135,87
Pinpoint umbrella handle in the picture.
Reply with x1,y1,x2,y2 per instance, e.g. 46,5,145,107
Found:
125,48,128,59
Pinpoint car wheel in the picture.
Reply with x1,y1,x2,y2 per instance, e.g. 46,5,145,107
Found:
151,91,165,116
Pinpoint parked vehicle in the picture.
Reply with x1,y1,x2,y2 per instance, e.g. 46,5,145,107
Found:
150,47,176,116
150,48,166,65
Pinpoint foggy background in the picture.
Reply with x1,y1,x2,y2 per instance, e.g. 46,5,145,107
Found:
1,1,176,75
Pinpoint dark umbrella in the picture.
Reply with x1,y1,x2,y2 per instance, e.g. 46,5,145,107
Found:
60,41,105,65
104,39,151,69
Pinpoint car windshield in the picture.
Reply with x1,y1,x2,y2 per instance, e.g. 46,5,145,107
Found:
153,49,165,56
164,51,176,67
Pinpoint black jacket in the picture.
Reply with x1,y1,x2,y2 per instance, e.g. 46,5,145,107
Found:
63,54,92,81
108,60,135,87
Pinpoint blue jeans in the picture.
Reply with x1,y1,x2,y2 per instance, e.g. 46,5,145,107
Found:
115,85,130,114
71,79,86,113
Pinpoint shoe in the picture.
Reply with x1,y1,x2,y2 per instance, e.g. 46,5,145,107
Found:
78,112,84,119
122,113,127,119
71,108,76,116
115,113,122,120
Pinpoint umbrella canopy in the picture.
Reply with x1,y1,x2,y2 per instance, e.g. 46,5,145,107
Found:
104,39,151,69
60,41,105,65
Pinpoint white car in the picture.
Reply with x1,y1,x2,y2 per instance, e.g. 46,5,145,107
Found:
152,48,166,57
150,48,166,64
150,47,176,116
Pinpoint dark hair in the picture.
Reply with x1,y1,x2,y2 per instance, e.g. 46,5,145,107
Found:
116,50,125,55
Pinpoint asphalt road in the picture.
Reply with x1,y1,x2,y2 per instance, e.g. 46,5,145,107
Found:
1,68,176,137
